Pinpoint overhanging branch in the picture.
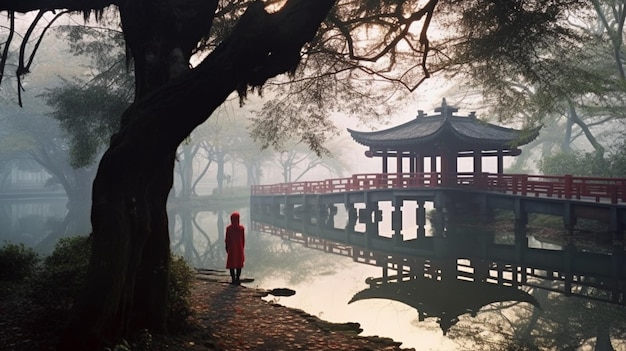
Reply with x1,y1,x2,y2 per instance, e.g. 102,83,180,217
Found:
16,9,71,106
0,0,114,13
0,11,15,86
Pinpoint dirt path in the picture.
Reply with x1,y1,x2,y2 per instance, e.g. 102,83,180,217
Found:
181,271,415,351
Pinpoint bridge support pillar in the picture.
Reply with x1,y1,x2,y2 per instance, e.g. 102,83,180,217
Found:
345,204,357,244
514,221,528,285
315,203,330,228
360,202,381,248
325,205,337,227
432,192,447,236
479,194,494,224
432,208,445,237
562,242,575,295
379,255,389,283
392,198,404,244
283,202,294,220
416,200,427,239
271,199,281,223
562,202,577,234
611,246,624,303
472,259,490,283
514,198,528,230
610,207,624,243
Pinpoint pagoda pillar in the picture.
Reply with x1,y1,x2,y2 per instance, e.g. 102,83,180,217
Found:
441,150,457,186
416,200,426,238
473,149,483,187
392,198,404,244
497,149,504,185
396,151,403,173
382,150,388,174
451,151,458,184
416,154,423,185
430,156,438,185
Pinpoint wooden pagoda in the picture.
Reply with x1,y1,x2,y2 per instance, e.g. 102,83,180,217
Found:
347,99,540,185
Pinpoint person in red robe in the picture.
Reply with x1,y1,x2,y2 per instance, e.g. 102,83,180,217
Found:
225,211,245,285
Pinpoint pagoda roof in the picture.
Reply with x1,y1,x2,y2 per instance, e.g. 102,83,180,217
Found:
347,99,540,152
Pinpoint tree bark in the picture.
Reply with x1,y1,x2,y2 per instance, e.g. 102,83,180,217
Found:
57,0,336,349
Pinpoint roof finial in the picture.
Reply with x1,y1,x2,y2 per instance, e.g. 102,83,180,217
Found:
434,98,459,117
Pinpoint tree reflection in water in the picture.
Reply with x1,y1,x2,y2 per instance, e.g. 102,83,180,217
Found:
168,206,226,269
168,206,341,288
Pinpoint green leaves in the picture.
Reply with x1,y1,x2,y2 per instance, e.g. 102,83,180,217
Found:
46,82,127,167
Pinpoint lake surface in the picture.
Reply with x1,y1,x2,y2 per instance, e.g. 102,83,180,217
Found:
3,197,626,350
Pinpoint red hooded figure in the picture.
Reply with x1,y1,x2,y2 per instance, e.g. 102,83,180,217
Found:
225,212,245,284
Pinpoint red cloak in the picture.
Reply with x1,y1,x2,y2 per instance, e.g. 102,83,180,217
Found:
225,212,245,269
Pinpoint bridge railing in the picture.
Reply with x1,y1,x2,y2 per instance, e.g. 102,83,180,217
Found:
250,172,626,204
482,174,626,203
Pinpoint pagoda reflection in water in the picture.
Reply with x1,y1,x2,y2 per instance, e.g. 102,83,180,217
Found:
251,211,626,337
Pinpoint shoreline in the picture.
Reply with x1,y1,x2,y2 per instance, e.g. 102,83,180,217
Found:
182,270,416,351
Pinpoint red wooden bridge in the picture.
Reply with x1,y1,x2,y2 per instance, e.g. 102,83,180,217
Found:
252,172,626,204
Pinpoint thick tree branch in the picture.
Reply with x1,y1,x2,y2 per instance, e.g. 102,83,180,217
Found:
0,0,114,13
111,0,337,162
0,11,14,84
327,0,437,63
16,9,69,106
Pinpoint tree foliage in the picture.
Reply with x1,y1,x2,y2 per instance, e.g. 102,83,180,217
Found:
440,0,626,166
539,139,626,177
43,23,132,168
0,242,39,281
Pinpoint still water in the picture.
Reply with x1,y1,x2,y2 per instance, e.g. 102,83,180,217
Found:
4,198,626,350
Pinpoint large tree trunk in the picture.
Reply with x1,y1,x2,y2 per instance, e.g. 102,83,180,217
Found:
58,0,336,349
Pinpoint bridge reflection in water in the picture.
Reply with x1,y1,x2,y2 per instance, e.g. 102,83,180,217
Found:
251,210,626,338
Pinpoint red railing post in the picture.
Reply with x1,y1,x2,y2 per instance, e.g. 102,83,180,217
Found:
564,174,573,200
610,184,618,204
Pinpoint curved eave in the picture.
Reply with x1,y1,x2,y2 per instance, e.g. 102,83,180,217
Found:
348,118,541,151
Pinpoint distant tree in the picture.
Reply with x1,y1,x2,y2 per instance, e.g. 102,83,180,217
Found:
273,138,347,183
539,151,608,176
190,105,248,192
44,20,132,168
172,141,205,199
233,140,272,186
608,140,626,177
0,103,96,244
539,139,626,177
